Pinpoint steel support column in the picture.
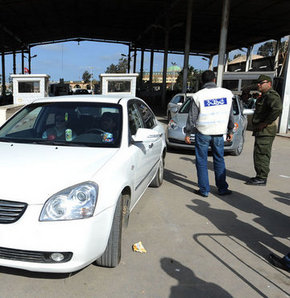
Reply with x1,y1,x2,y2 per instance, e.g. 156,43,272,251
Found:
21,49,25,74
216,0,230,87
182,0,193,93
133,48,137,73
1,51,6,98
161,11,170,110
28,48,31,74
13,51,16,74
140,48,144,88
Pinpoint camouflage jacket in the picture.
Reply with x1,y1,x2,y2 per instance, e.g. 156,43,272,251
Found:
252,88,282,137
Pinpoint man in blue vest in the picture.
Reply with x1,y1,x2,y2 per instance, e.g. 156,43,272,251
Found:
185,70,234,197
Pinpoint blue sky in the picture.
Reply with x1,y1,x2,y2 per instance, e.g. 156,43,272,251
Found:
1,39,277,83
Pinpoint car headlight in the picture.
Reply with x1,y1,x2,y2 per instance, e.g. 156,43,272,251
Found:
40,182,98,221
168,119,178,130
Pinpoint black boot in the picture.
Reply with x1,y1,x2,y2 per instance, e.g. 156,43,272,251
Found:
268,253,290,272
245,177,267,186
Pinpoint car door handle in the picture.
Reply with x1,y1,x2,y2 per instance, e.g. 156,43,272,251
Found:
149,143,154,148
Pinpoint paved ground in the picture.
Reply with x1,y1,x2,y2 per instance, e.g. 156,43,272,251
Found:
0,123,289,298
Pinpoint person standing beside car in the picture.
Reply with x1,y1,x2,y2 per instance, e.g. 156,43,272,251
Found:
246,75,282,186
184,70,234,197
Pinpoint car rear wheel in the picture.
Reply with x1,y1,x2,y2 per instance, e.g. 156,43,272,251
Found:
95,195,123,267
149,157,164,187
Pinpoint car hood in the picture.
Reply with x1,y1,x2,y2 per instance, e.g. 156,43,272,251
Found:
0,142,118,204
173,113,188,127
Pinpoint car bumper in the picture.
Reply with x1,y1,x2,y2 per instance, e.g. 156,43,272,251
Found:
0,204,115,273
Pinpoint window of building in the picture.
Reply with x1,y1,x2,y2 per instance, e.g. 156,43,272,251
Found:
18,81,40,93
108,80,131,93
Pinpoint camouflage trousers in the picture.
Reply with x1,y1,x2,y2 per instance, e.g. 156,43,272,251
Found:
254,136,275,179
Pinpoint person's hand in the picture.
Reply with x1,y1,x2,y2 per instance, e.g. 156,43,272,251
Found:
185,136,191,144
226,133,233,142
256,122,267,131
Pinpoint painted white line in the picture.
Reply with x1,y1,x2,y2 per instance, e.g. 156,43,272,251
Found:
279,175,290,178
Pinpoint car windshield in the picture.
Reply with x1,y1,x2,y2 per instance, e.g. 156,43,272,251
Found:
0,102,122,148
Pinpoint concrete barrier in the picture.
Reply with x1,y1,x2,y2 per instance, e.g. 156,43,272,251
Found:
0,104,23,126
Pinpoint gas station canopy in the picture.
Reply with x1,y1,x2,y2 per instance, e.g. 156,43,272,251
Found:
1,0,290,55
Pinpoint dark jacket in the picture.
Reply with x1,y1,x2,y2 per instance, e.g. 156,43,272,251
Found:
252,88,282,137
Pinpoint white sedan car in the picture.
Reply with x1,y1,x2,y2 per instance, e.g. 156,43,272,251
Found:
0,95,166,273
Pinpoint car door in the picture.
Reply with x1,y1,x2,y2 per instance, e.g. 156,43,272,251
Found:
127,100,162,207
127,100,152,206
135,100,163,171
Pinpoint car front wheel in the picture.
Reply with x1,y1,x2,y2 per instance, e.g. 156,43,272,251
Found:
95,195,123,267
149,157,164,187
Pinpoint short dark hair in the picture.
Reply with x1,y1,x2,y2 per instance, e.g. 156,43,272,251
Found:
202,70,215,84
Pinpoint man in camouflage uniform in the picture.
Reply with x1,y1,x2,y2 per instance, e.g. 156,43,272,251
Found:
246,75,282,186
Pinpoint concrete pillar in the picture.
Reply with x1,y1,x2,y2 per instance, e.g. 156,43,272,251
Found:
216,0,231,87
274,39,281,76
224,52,229,72
182,0,193,93
245,46,253,72
279,36,290,134
209,55,214,70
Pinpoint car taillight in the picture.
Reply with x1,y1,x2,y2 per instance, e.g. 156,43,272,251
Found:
233,122,238,132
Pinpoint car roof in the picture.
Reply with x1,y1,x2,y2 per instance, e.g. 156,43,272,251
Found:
33,95,135,105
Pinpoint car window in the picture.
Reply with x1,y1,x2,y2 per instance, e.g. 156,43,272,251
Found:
179,98,193,113
128,102,143,136
0,102,122,148
135,101,156,129
171,95,184,104
232,97,239,115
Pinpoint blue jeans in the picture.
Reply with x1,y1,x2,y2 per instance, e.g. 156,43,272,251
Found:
195,132,229,195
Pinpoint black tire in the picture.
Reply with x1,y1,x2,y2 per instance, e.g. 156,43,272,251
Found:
95,195,123,267
150,157,164,187
231,133,244,156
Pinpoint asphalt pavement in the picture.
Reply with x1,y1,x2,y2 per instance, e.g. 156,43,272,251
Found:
0,120,289,298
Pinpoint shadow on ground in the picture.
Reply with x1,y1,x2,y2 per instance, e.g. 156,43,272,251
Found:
160,257,232,298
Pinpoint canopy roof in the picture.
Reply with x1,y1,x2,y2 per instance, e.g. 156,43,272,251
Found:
1,0,290,55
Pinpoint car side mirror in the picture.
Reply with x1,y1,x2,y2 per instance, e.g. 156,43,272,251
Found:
132,128,162,143
243,108,254,116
